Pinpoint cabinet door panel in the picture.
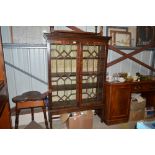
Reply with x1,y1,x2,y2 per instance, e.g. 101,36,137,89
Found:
82,45,107,106
109,85,131,120
50,44,78,108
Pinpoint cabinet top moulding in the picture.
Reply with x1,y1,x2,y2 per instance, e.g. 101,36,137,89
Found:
44,31,111,44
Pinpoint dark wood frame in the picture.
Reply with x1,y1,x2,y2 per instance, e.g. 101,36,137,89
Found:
110,30,131,47
136,26,155,46
106,26,128,36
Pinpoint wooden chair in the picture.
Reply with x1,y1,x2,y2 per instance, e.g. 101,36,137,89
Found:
12,91,48,129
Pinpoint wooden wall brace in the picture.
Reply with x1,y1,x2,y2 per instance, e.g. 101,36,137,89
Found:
107,43,155,72
67,26,104,36
66,26,84,32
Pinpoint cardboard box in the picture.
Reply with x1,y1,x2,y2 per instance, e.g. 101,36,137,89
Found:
129,99,146,121
66,110,93,129
129,109,145,121
130,99,146,111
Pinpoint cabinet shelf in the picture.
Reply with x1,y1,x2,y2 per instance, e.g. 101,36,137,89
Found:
50,98,102,109
51,71,103,77
51,57,104,60
52,83,98,91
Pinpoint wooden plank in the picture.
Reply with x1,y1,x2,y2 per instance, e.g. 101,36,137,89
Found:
66,26,84,32
52,83,98,91
76,43,83,106
51,71,103,77
108,43,155,71
108,44,155,67
51,57,101,59
51,98,102,110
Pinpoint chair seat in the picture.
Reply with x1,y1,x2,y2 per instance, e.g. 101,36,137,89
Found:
12,91,46,103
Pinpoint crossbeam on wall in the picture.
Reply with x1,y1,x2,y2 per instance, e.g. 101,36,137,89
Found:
107,43,155,72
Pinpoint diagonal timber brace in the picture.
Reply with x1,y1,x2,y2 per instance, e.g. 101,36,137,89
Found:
107,43,155,72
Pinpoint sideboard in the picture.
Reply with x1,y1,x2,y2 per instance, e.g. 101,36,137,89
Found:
103,80,155,125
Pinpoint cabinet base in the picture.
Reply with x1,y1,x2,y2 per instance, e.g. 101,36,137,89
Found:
103,118,129,125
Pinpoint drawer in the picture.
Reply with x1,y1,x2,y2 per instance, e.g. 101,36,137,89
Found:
132,83,155,92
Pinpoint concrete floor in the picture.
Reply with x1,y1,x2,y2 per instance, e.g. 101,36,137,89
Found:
19,114,137,129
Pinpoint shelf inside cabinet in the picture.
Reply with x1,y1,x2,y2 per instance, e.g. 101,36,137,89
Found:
52,100,77,108
51,57,76,60
51,71,103,77
51,57,105,60
51,98,102,109
51,72,76,77
52,83,98,91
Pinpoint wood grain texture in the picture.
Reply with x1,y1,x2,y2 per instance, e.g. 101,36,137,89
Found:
44,31,111,128
104,81,155,125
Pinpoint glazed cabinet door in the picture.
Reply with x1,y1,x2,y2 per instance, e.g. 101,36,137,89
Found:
49,41,79,109
81,44,107,107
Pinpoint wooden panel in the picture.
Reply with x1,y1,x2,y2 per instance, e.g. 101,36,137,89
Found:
131,82,155,92
17,100,45,109
104,81,155,125
104,83,131,125
0,96,12,129
110,84,131,118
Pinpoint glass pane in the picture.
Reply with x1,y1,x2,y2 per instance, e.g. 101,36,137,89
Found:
82,45,105,105
50,44,77,107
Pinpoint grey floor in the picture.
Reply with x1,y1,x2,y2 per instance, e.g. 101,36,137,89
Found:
18,114,137,129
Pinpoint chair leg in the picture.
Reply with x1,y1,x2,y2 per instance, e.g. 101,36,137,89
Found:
42,106,48,129
31,108,34,121
15,108,20,129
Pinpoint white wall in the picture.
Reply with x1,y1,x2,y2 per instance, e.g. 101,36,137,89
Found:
1,26,50,108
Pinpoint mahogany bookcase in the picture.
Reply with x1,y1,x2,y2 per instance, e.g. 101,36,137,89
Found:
44,31,111,128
